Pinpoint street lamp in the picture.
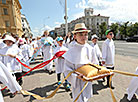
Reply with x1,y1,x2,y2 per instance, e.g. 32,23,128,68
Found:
64,0,68,36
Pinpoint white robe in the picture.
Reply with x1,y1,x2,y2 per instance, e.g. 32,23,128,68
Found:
127,67,138,101
90,42,102,62
0,44,23,73
102,38,115,67
19,44,31,72
63,42,98,102
68,40,76,49
54,45,68,74
0,61,22,102
41,37,54,71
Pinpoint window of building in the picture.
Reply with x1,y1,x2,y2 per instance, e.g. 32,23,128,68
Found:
97,18,99,21
101,19,103,21
23,28,25,31
3,8,8,15
22,19,24,22
5,21,10,27
2,0,6,4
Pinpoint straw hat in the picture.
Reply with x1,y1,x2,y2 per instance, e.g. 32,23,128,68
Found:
72,23,91,34
3,35,16,43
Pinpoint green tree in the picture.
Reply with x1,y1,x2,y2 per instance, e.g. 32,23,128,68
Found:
110,23,119,39
119,21,129,38
125,22,138,37
99,22,107,39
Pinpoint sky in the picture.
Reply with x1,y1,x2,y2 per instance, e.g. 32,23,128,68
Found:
19,0,138,37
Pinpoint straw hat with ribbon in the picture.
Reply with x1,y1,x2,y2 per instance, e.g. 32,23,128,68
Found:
72,23,91,34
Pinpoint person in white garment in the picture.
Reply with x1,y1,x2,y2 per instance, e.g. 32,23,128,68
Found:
90,34,102,65
0,61,22,102
36,36,42,56
127,67,138,101
18,39,31,72
54,37,71,90
102,29,115,89
0,35,23,86
63,23,99,102
41,30,54,74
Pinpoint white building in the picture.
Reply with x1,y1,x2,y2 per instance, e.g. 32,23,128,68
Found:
21,14,32,37
53,8,109,37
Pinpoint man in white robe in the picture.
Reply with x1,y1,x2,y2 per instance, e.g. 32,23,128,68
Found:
127,67,138,101
0,61,22,102
64,23,99,102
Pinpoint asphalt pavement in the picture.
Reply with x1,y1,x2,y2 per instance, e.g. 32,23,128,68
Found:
2,41,138,102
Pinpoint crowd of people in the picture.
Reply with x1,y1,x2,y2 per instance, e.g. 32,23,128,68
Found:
0,23,137,102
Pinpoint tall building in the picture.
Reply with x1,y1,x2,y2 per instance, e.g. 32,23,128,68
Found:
53,8,109,37
0,0,23,37
21,14,32,37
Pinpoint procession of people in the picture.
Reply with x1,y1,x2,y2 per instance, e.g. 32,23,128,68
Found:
0,22,138,102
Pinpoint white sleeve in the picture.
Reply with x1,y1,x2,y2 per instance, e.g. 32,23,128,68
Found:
91,48,99,64
0,61,22,93
102,42,107,62
96,45,102,59
64,60,77,88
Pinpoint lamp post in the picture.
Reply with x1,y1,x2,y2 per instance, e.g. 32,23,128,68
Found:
64,0,68,36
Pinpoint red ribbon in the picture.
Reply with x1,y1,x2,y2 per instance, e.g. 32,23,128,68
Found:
1,51,66,91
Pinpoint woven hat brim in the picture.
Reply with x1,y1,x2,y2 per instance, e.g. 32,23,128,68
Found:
72,30,91,34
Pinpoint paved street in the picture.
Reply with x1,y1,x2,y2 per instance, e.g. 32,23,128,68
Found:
2,41,138,102
97,40,138,58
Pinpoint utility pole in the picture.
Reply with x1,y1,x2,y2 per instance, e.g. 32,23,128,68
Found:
64,0,68,36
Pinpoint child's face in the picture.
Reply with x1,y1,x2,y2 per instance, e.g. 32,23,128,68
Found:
5,40,14,46
106,32,114,39
57,41,63,46
75,31,88,45
92,38,97,44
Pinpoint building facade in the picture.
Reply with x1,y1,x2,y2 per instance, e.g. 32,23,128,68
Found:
21,14,32,37
53,8,109,37
0,0,23,36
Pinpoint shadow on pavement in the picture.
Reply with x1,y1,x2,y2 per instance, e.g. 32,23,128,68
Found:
93,80,107,95
30,61,43,65
23,82,67,101
120,94,138,102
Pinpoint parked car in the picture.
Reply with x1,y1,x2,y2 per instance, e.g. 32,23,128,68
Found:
126,35,138,42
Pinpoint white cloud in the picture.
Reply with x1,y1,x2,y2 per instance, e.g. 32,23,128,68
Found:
75,0,138,23
72,12,84,20
32,25,53,37
54,22,62,28
76,0,88,9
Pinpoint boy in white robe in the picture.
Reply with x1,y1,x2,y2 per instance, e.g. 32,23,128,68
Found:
102,29,115,89
41,30,54,74
54,37,70,90
90,34,102,65
18,39,31,72
127,67,138,101
63,23,99,102
0,61,22,102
